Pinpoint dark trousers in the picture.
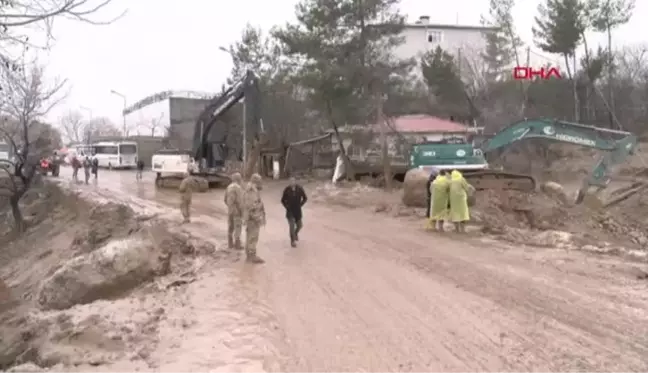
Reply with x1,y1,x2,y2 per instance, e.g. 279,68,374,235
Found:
287,216,303,242
425,192,431,218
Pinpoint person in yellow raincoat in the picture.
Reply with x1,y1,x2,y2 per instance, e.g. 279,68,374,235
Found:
449,169,475,233
428,170,450,231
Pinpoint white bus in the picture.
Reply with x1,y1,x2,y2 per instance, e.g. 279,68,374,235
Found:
93,141,138,169
0,141,11,162
0,141,13,173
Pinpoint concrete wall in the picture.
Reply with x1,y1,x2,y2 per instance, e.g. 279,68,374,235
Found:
168,97,211,151
168,97,243,156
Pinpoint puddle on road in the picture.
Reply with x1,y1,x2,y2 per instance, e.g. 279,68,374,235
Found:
146,267,285,372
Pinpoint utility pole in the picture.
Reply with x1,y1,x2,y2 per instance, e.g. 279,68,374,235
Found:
80,106,92,144
607,19,614,129
217,46,249,176
377,91,391,191
572,53,579,122
110,90,127,137
242,98,247,177
519,46,531,118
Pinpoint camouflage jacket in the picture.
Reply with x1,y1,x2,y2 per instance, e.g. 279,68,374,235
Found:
244,182,265,223
224,182,244,215
178,176,198,194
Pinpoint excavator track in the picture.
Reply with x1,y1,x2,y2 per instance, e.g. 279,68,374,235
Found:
462,170,536,192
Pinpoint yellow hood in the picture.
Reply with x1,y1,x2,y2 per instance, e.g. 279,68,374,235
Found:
433,174,448,183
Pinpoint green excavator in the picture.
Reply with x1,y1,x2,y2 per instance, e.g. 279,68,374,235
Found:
408,118,637,203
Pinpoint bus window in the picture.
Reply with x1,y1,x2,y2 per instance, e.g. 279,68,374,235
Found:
119,144,137,154
95,145,118,154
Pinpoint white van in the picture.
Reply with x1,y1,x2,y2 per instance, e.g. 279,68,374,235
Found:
93,141,138,169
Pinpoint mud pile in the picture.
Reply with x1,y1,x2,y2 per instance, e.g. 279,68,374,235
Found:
473,183,648,254
0,182,216,371
471,189,570,232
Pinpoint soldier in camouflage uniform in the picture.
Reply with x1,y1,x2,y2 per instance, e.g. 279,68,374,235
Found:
244,173,265,264
178,173,197,223
224,172,244,250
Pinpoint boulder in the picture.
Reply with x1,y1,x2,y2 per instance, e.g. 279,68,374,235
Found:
402,168,429,207
37,236,171,310
541,181,569,205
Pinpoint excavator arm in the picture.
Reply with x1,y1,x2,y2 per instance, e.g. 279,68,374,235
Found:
192,70,262,169
481,118,637,202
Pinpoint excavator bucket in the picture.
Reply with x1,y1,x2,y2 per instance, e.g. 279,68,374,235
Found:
580,193,605,209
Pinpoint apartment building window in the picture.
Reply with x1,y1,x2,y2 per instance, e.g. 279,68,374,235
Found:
426,30,442,43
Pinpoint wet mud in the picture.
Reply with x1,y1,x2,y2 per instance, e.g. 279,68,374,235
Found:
1,167,647,371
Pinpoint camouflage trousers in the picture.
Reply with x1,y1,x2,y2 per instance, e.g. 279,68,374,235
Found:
227,213,243,248
180,194,192,222
245,219,262,256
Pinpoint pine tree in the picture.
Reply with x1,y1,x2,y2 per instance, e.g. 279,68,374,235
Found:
273,0,407,179
223,25,309,147
533,0,587,120
421,47,467,118
480,0,523,81
533,0,585,57
587,0,635,126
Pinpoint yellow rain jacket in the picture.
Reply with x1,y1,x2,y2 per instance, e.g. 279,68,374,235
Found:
449,170,475,222
429,174,449,220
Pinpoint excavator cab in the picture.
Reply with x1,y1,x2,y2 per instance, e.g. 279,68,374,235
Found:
197,142,227,170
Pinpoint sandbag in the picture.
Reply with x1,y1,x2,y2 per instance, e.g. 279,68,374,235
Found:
402,168,430,207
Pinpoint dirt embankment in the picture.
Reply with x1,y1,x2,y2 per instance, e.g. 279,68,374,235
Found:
311,163,648,262
0,183,218,371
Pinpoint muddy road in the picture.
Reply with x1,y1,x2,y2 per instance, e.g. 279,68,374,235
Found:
60,169,648,371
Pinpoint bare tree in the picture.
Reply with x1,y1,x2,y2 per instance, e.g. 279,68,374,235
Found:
59,109,85,143
122,120,138,137
0,59,66,232
137,112,164,136
0,0,125,50
85,116,120,141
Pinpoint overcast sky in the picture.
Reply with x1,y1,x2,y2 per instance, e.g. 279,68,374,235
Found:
40,0,648,126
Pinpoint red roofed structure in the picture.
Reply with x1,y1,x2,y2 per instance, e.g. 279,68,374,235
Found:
383,114,469,133
327,114,480,163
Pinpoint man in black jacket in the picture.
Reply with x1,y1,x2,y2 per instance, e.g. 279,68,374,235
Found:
425,167,439,219
281,177,308,247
